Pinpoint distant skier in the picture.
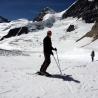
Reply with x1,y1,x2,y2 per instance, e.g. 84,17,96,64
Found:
91,50,95,62
39,30,57,76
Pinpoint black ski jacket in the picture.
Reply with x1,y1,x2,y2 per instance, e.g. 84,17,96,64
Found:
43,36,54,55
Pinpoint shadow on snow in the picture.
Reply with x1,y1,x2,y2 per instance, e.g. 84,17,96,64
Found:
50,74,80,83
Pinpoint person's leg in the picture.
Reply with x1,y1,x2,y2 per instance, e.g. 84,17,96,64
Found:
40,61,46,72
44,55,50,72
93,56,94,62
40,54,50,72
92,56,94,62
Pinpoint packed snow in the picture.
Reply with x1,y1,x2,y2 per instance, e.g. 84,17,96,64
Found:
0,16,98,98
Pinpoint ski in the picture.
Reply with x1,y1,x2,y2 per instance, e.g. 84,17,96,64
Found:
26,71,52,77
26,72,72,81
36,71,52,77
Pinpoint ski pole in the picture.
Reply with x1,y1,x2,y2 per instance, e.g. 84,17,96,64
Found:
56,51,61,68
53,55,63,75
55,51,63,75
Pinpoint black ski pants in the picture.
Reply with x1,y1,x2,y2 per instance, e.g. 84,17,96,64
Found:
91,56,94,62
40,53,51,72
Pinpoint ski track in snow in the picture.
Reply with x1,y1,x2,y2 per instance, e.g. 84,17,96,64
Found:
0,50,98,98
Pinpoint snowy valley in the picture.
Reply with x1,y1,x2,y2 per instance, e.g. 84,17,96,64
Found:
0,0,98,98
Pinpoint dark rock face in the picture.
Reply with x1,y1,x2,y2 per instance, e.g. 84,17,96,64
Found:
62,0,98,23
0,27,28,41
33,7,55,22
66,25,75,32
0,16,10,23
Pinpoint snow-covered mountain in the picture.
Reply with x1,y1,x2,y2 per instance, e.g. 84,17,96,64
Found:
0,10,64,41
33,7,56,22
0,1,98,98
76,19,98,42
0,0,97,50
0,3,96,50
0,16,10,23
61,0,98,43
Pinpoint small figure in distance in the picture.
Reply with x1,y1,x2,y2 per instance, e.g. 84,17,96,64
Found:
91,50,95,62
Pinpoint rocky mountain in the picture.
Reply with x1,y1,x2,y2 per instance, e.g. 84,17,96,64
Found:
0,16,10,23
61,0,98,42
62,0,98,23
33,7,56,22
76,18,98,42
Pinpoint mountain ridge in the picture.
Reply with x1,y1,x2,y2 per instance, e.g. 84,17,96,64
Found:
62,0,98,23
0,16,10,23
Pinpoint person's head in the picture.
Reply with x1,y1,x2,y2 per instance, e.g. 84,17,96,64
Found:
47,30,52,38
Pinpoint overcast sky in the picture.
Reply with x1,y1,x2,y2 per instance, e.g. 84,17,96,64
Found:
0,0,75,20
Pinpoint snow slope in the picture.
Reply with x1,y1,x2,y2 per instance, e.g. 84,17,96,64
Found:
0,16,98,98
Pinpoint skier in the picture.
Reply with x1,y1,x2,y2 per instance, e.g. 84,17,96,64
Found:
39,30,57,76
91,50,95,62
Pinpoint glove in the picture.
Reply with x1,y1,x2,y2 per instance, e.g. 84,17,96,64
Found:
54,48,57,51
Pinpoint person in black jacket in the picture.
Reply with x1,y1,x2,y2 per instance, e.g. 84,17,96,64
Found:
39,30,57,76
91,50,95,62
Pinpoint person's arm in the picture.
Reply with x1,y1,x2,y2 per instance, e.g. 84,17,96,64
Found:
52,47,57,51
50,41,57,51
